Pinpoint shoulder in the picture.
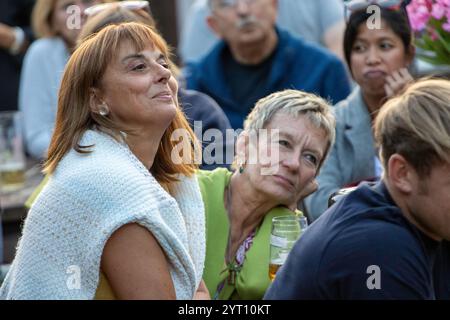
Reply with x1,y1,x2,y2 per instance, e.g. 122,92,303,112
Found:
333,88,363,122
323,189,424,266
318,211,433,298
23,38,68,74
53,131,155,197
197,168,231,189
197,169,230,209
281,29,339,63
26,37,66,58
179,89,219,113
180,89,231,130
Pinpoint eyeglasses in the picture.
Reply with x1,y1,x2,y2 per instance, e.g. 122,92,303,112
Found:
344,0,411,22
211,0,257,10
84,1,150,17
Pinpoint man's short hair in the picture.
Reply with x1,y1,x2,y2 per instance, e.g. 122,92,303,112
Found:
375,78,450,177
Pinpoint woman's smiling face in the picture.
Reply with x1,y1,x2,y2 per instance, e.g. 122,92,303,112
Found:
95,41,178,132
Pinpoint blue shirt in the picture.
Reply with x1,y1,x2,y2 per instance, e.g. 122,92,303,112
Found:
265,181,445,299
184,27,351,129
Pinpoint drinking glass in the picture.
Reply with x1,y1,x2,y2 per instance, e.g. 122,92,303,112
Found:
269,215,308,281
0,111,26,193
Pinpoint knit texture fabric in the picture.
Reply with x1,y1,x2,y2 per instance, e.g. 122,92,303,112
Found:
0,130,205,300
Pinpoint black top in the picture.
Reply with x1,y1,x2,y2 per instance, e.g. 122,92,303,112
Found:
178,88,232,170
265,181,448,299
222,46,276,117
0,0,35,111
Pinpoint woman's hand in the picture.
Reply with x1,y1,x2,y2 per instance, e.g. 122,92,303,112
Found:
298,179,319,201
0,23,15,50
193,279,211,300
290,179,319,211
384,68,414,98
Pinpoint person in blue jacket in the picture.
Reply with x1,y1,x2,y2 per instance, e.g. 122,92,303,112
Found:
183,0,351,129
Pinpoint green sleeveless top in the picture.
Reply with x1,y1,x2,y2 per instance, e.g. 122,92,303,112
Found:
197,168,302,300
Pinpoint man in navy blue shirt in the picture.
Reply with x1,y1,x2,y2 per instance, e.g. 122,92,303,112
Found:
183,0,351,129
265,78,450,299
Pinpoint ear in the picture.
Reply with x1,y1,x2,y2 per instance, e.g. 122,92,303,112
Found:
89,88,104,114
235,131,250,166
387,154,415,194
206,15,223,38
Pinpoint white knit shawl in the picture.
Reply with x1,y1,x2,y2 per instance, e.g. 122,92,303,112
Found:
0,130,205,299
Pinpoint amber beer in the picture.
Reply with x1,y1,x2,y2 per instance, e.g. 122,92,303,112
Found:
0,162,25,192
269,215,305,281
269,263,282,281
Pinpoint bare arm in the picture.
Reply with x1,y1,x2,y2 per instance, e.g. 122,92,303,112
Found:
101,223,176,300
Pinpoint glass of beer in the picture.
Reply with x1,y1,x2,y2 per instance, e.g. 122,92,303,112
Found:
0,111,26,193
269,215,307,281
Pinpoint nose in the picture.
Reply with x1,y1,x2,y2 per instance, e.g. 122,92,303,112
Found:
366,47,381,65
154,64,171,84
282,153,301,174
235,0,251,15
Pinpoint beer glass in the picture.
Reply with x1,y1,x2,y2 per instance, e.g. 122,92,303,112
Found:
0,111,26,192
269,215,308,281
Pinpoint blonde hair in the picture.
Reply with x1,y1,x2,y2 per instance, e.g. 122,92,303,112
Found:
375,78,450,176
32,0,59,37
44,22,199,187
32,0,114,38
236,89,336,169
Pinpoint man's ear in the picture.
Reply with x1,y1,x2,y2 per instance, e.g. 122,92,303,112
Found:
387,154,415,194
206,15,223,38
89,88,103,114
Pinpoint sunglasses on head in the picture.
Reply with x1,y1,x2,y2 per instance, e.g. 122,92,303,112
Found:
84,1,150,17
344,0,411,22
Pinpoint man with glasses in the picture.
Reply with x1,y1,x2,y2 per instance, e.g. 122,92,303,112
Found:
183,0,351,130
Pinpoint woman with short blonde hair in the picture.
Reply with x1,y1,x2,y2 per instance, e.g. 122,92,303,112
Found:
198,89,335,299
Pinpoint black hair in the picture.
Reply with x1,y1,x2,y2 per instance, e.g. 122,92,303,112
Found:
343,6,413,72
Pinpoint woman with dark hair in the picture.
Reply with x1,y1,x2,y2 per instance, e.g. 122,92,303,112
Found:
305,1,415,219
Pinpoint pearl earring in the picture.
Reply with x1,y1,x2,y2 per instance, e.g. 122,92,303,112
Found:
99,102,109,116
